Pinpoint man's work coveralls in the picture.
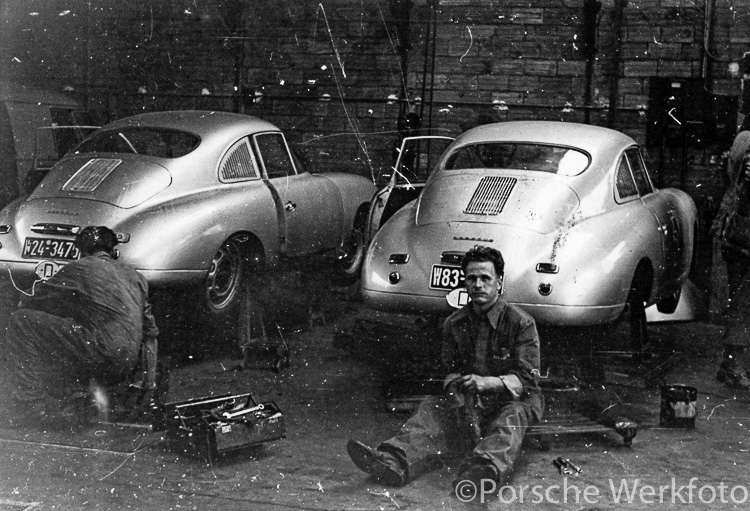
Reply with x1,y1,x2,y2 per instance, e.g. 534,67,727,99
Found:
2,253,158,415
379,299,543,484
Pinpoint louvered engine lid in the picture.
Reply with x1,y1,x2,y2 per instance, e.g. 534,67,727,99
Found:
416,171,579,234
29,156,172,208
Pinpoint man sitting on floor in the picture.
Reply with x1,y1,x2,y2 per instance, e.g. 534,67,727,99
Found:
347,245,543,495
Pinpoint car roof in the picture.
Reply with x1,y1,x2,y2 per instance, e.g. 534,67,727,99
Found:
455,121,636,155
101,110,281,139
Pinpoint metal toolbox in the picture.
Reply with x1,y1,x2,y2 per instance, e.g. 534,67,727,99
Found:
163,392,285,460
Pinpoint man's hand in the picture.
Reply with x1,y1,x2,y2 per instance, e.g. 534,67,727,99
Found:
455,374,505,394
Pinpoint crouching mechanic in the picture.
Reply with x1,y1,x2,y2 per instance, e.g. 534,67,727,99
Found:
347,246,543,497
1,226,159,427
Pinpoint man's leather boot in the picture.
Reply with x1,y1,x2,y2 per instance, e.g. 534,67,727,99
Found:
347,440,407,487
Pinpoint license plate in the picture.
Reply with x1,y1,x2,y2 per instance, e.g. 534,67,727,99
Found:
22,237,80,260
429,264,465,290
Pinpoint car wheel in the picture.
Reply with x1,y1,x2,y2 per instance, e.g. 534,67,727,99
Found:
332,211,367,285
205,236,247,315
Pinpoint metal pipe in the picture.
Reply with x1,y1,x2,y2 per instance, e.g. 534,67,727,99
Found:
582,0,601,125
419,2,432,123
427,0,438,135
92,90,645,111
607,0,627,128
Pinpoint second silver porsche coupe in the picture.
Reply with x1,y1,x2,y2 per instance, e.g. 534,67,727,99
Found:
362,121,698,334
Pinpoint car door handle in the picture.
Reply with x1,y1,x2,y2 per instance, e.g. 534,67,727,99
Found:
285,201,296,212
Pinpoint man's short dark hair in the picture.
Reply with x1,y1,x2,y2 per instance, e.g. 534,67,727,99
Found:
461,245,505,276
76,226,118,256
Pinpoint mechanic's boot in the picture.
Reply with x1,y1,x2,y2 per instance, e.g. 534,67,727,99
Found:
346,440,407,487
453,461,501,497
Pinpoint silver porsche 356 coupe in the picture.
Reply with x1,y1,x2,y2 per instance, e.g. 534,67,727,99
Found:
0,110,375,325
362,121,698,337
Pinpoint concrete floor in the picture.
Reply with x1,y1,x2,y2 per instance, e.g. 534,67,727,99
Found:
1,273,749,511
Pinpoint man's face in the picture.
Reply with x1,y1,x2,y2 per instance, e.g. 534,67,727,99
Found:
464,260,502,311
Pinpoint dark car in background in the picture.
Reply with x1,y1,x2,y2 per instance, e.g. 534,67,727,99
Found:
0,81,97,209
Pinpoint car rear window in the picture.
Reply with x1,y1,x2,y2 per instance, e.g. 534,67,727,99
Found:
73,127,200,158
443,143,589,176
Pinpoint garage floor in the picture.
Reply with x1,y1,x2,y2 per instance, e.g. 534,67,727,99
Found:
0,272,749,511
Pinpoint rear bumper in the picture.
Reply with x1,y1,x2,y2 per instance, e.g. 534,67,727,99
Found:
362,288,624,326
362,288,453,315
515,302,624,326
0,260,205,292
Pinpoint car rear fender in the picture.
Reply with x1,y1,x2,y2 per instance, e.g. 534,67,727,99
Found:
527,204,661,309
653,188,698,285
114,186,280,273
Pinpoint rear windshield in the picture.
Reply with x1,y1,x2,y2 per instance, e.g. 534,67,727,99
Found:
73,127,200,158
444,142,590,176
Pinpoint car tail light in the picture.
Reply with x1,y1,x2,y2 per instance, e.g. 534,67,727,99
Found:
389,272,401,284
0,225,11,234
536,263,558,274
389,254,409,264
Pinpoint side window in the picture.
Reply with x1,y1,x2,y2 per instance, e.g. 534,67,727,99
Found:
626,148,653,196
255,133,296,179
219,137,259,182
615,156,638,201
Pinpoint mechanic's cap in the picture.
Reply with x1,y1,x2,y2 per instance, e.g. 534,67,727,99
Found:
75,226,118,255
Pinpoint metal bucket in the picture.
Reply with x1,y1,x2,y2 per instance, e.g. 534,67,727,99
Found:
660,384,697,429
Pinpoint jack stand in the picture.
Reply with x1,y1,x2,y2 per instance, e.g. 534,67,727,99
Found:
238,301,290,373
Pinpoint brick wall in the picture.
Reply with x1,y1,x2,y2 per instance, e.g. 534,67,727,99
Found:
2,0,750,184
